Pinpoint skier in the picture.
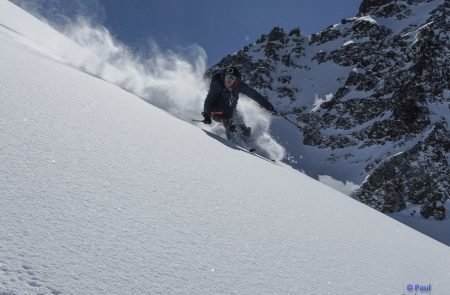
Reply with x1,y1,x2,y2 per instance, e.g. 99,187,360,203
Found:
201,66,276,141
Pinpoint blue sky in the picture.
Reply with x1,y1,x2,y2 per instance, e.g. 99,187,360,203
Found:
99,0,362,65
13,0,363,66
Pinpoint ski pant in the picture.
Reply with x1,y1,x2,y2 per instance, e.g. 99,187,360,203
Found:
211,110,251,140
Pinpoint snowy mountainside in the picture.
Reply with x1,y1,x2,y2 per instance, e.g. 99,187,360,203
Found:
1,1,450,294
211,0,450,220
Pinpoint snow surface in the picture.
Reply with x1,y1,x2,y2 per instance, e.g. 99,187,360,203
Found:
1,1,450,294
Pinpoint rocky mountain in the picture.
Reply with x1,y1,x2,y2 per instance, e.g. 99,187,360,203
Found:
208,0,450,219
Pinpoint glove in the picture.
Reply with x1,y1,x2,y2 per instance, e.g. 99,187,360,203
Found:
202,112,212,124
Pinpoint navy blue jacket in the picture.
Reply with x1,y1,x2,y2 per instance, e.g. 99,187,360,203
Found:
203,72,274,120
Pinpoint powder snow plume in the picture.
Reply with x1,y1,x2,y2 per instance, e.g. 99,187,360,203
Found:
10,1,286,161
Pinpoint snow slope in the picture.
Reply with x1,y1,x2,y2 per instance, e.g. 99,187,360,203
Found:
1,1,450,294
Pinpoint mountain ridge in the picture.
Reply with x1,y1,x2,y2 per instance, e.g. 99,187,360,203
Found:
210,0,449,220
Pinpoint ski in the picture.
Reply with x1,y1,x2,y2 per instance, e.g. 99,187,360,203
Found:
192,119,277,164
234,144,277,164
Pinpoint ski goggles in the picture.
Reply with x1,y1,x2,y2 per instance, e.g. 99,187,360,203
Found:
226,67,236,75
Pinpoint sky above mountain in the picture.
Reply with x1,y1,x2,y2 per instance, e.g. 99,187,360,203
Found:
11,0,362,65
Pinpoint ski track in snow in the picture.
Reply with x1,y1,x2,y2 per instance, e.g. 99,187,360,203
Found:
0,258,63,295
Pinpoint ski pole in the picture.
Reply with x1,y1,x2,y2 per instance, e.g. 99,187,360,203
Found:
277,113,304,130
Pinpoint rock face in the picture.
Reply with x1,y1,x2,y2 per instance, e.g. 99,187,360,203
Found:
357,124,450,216
209,0,450,219
358,0,393,15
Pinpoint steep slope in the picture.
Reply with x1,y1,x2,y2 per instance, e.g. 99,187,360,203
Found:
210,0,450,220
1,1,450,294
